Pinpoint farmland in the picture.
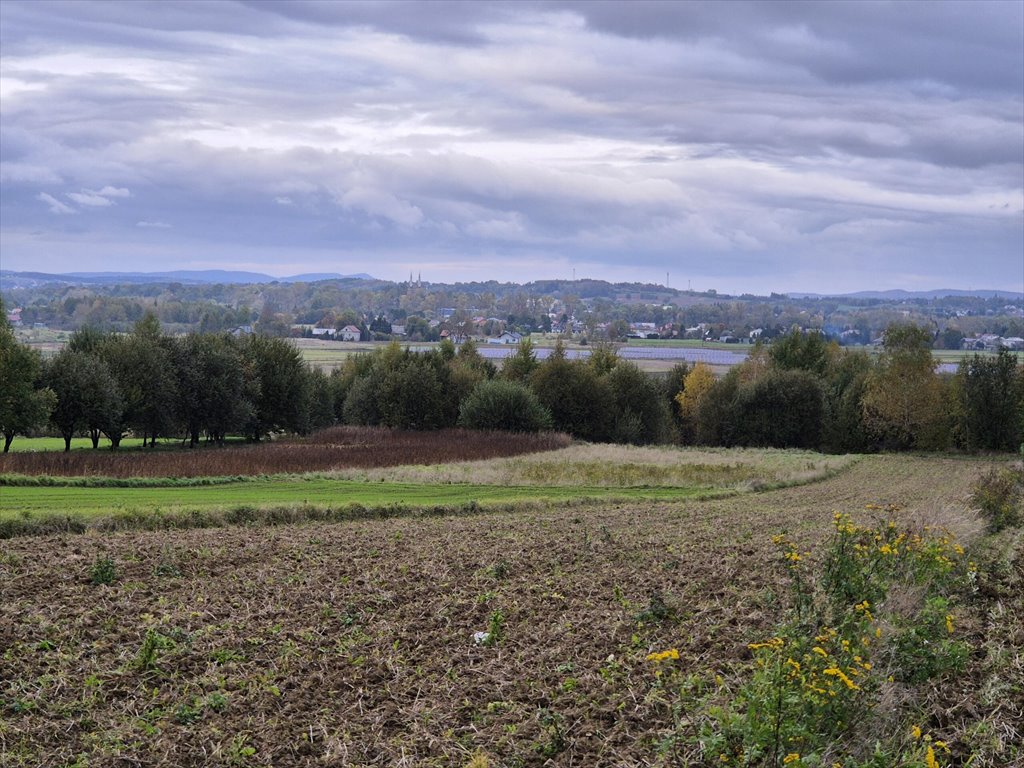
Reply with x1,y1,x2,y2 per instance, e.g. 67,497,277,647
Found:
2,445,1020,766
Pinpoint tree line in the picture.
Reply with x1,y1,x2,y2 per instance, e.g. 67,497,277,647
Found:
2,302,1022,454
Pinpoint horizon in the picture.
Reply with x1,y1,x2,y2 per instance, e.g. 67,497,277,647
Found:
1,1,1022,294
1,266,1021,300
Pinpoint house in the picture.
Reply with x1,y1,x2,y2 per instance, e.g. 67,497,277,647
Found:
339,325,361,342
719,334,739,343
390,324,406,336
1001,337,1024,350
5,308,22,327
230,325,254,336
311,327,336,337
487,331,522,344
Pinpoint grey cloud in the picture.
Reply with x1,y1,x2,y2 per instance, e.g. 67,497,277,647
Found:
0,0,1019,292
37,192,76,215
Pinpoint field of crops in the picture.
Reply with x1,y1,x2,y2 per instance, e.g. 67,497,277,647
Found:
2,448,1019,767
0,439,854,531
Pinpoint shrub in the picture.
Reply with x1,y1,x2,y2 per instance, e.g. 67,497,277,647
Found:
970,465,1023,532
458,380,553,433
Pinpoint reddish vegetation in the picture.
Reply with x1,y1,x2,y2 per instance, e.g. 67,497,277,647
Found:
0,427,571,478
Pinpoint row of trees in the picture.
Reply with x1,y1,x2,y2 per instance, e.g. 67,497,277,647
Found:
2,310,333,452
675,325,1023,453
3,299,1021,454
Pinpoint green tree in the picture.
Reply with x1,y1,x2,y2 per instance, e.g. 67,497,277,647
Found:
955,350,1023,451
769,327,833,377
821,350,874,453
605,361,669,444
0,310,56,452
529,354,614,442
501,337,540,382
862,324,949,450
458,379,553,432
732,368,824,448
243,335,310,438
46,349,123,451
174,333,252,446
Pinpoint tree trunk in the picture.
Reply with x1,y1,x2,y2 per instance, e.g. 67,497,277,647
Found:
3,432,13,453
109,435,121,451
90,429,100,449
64,433,72,452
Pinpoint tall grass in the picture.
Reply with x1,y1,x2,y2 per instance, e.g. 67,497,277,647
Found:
0,427,570,479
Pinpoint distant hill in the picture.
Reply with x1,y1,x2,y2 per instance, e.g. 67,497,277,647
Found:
789,289,1023,301
0,270,375,287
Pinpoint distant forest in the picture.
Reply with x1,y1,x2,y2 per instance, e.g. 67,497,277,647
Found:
3,276,1022,346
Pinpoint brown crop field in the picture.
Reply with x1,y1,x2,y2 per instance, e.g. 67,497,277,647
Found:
0,427,571,479
3,453,1018,767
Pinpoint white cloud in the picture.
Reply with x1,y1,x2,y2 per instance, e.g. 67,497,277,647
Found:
97,186,131,198
67,191,114,206
136,220,171,228
37,192,76,214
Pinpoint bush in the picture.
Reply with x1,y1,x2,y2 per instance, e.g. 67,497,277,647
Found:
971,464,1023,532
458,380,553,433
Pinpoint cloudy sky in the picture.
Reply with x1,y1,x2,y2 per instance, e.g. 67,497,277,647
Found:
1,0,1021,293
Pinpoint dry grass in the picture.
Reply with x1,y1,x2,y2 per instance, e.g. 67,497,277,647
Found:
327,443,860,490
0,427,571,479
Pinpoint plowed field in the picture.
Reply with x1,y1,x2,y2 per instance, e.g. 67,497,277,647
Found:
0,455,1001,766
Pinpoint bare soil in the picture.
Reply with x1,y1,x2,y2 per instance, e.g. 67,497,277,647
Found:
0,455,996,766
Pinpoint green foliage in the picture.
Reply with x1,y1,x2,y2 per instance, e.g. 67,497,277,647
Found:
671,513,976,765
821,350,874,453
862,324,950,450
46,349,123,451
888,596,969,683
605,361,670,445
0,317,55,452
458,379,553,433
501,337,540,381
769,327,834,377
695,368,741,446
89,556,117,585
955,350,1023,451
732,369,824,449
243,334,310,438
529,353,615,442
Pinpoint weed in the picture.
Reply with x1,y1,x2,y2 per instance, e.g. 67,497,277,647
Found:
133,629,175,671
481,609,505,647
636,589,672,624
970,465,1023,532
534,708,567,757
89,556,117,585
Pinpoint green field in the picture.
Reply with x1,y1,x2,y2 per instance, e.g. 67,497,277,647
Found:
5,437,149,452
0,477,713,519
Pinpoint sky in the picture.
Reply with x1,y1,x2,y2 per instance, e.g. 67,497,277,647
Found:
1,0,1022,294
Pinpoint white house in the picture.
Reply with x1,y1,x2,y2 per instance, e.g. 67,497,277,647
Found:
487,331,522,344
339,325,361,342
311,327,336,337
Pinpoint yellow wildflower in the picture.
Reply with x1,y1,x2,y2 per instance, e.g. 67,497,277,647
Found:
823,667,861,690
646,648,680,662
911,724,922,739
925,745,939,768
783,754,801,765
945,614,954,634
812,646,828,658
